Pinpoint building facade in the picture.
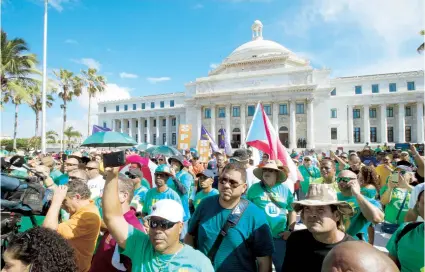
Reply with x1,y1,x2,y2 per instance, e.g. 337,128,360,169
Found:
98,20,424,150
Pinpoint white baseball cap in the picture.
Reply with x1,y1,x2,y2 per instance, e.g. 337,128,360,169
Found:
145,199,184,223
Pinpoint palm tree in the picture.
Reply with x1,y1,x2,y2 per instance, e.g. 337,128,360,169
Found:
64,126,82,148
46,130,59,143
54,69,83,151
418,30,424,54
81,68,106,135
27,84,55,137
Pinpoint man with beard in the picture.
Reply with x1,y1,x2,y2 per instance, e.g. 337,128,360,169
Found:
313,159,339,192
102,168,214,271
282,184,355,272
142,165,181,218
337,170,384,241
185,163,274,272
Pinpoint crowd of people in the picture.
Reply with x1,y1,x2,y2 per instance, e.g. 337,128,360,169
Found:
1,143,424,272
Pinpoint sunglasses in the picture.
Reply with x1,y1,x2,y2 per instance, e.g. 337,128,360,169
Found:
219,177,244,188
198,175,209,181
149,219,177,230
394,170,407,175
155,173,168,178
86,167,98,170
158,159,164,161
336,177,356,183
65,163,78,167
304,159,311,162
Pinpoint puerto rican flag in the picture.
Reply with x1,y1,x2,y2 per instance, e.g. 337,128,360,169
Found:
246,103,303,191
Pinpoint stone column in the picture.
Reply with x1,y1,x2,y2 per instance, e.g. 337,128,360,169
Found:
380,104,387,143
272,102,279,133
289,100,296,149
129,118,134,139
417,102,424,143
240,104,246,147
146,117,151,143
363,105,370,143
120,119,124,133
165,116,170,145
111,119,116,132
348,105,354,144
211,106,216,141
156,116,160,145
138,117,142,143
307,99,315,148
225,104,231,142
398,104,406,143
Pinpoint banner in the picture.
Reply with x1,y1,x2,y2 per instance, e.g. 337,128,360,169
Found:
197,140,210,163
200,125,219,153
178,124,192,150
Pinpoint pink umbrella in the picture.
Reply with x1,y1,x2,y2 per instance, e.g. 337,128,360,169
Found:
123,155,154,188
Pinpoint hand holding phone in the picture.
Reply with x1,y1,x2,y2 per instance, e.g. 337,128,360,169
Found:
103,151,126,168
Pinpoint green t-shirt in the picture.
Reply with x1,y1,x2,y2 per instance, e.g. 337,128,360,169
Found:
142,187,182,215
141,178,151,189
121,225,214,272
247,182,294,238
337,193,382,241
387,222,424,272
335,163,350,176
379,186,410,224
193,189,219,209
298,165,321,193
312,177,340,192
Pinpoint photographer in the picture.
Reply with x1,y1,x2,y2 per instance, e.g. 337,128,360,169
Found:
126,168,149,214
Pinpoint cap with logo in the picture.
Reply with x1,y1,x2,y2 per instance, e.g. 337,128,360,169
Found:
145,199,184,223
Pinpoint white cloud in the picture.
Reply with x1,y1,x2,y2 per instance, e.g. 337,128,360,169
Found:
119,72,138,79
71,58,101,70
146,77,171,84
210,63,219,69
192,3,204,9
65,39,78,44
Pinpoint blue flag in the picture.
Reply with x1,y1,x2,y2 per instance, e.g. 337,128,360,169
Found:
92,125,111,135
200,125,219,153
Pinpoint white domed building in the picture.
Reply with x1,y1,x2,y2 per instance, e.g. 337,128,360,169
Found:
98,20,424,150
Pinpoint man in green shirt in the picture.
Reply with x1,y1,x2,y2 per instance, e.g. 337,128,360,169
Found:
102,167,214,272
313,159,339,192
298,156,321,200
194,169,218,210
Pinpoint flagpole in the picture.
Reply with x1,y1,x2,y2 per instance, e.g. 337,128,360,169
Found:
41,0,48,154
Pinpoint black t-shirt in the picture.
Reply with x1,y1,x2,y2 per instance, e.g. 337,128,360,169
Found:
282,229,355,272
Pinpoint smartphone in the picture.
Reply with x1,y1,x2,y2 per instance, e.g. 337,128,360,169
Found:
390,172,399,183
103,151,126,168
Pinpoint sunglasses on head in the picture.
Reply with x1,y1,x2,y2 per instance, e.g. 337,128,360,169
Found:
149,219,177,230
337,177,356,183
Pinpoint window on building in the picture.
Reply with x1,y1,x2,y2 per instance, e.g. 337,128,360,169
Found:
172,118,176,126
124,105,128,111
160,101,164,108
369,108,377,118
248,105,255,116
136,120,138,128
204,108,211,119
405,126,412,142
331,128,337,140
354,127,361,143
136,134,138,143
353,109,361,119
218,107,225,118
144,120,147,128
296,103,305,114
116,105,120,112
133,104,136,110
127,120,130,128
407,81,415,91
153,120,156,127
387,107,394,117
153,134,156,145
263,105,271,115
372,84,379,93
370,127,377,142
389,83,397,92
103,107,106,113
172,133,176,145
163,133,166,144
151,102,155,108
405,106,412,117
331,88,336,96
331,109,337,118
232,106,240,117
162,119,166,127
388,127,394,142
170,100,175,107
142,103,146,110
103,122,107,128
279,104,288,115
355,85,362,95
144,134,147,143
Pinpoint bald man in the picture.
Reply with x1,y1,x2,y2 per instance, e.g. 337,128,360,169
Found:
321,241,399,272
86,161,105,199
336,170,384,241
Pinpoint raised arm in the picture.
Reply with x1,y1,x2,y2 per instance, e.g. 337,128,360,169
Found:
350,180,384,224
102,167,129,249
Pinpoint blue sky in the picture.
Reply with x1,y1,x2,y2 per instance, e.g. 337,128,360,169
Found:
1,0,424,139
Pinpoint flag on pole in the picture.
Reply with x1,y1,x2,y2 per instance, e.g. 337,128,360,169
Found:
246,103,303,189
200,125,219,153
223,129,233,156
92,125,111,134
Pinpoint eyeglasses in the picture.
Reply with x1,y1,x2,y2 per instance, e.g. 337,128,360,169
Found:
65,163,78,167
219,177,244,188
149,219,177,230
155,173,168,178
336,177,356,183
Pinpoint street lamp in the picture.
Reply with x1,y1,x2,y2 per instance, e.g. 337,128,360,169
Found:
41,0,48,154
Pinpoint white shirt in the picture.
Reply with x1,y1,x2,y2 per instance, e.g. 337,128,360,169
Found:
246,166,260,189
87,174,105,199
408,183,424,221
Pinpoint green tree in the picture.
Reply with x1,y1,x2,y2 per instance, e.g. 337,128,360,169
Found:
54,69,83,150
81,68,106,135
27,84,55,137
64,126,82,148
46,130,59,143
418,30,424,54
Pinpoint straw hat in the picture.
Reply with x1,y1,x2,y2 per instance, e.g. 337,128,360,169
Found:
253,161,287,182
292,184,354,216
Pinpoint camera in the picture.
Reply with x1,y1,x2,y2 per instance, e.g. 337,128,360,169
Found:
125,171,137,179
